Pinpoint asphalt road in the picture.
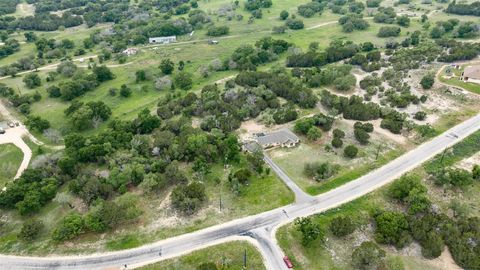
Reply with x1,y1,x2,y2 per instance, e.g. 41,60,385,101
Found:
1,113,480,270
263,154,313,203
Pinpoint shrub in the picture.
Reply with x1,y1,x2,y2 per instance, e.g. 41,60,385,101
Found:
374,211,411,248
420,73,434,89
19,220,43,241
280,10,289,20
344,145,358,158
51,212,85,242
414,111,427,121
207,25,229,36
378,26,401,37
174,71,194,90
352,241,386,270
171,182,207,215
330,216,356,237
304,162,339,181
23,73,41,89
332,137,343,148
307,126,322,141
295,217,325,246
285,18,304,30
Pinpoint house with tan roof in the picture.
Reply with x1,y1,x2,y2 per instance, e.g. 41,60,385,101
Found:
243,128,300,152
462,65,480,84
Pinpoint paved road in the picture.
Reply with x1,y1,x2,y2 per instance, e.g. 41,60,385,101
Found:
1,113,479,270
264,154,313,203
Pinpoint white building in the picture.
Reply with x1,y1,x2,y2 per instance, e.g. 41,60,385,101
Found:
149,36,177,44
122,48,138,56
462,65,480,85
243,128,300,152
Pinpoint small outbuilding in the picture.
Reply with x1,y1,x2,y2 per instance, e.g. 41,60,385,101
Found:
462,65,480,84
149,36,177,44
122,48,138,56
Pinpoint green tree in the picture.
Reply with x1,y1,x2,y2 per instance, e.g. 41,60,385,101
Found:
160,59,174,74
120,84,132,97
421,232,444,259
135,70,146,82
70,106,94,130
23,73,41,88
25,115,50,132
174,71,193,90
332,137,343,148
344,145,358,158
307,126,322,141
351,241,386,270
374,211,411,248
280,10,289,20
171,182,207,215
51,212,85,242
19,219,43,241
473,165,480,180
330,216,356,237
92,65,115,82
396,15,410,27
295,217,325,246
420,73,435,89
354,128,370,144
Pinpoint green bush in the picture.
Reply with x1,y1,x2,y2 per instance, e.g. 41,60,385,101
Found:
330,216,356,237
344,145,358,158
351,241,386,270
19,220,43,241
51,212,85,242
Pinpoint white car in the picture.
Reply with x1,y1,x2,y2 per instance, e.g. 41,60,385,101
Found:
0,127,5,134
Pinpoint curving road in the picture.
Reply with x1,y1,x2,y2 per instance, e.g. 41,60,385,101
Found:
1,112,479,269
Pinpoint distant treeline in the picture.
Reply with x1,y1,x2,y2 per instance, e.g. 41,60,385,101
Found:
445,1,480,16
0,0,19,16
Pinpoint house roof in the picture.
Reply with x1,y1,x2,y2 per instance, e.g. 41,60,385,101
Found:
149,36,176,40
464,66,480,80
255,128,299,146
243,141,262,152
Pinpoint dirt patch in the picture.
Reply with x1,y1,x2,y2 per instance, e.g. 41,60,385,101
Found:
455,151,480,171
15,3,35,17
238,119,281,140
424,247,462,270
191,117,201,129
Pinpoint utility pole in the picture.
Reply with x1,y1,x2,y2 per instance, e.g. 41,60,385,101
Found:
375,143,382,161
219,193,222,211
440,147,448,173
243,249,247,269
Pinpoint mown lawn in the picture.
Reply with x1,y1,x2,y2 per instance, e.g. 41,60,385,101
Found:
0,143,23,187
440,76,480,95
140,241,265,270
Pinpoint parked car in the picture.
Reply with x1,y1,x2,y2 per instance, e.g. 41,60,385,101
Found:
7,122,14,128
0,127,5,134
283,256,293,268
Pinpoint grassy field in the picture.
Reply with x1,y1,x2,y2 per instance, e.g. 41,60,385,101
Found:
438,63,480,94
271,117,408,195
0,156,294,255
275,131,480,270
0,144,23,187
139,241,265,270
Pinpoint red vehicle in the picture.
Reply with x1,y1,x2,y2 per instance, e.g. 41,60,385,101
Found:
283,256,293,268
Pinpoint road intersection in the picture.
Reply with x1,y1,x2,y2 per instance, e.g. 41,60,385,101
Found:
1,112,479,269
